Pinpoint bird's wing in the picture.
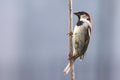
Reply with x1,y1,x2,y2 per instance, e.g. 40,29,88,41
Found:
81,26,91,56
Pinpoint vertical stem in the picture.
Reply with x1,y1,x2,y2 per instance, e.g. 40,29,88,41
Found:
68,0,75,80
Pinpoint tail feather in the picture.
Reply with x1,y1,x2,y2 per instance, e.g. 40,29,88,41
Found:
64,63,70,75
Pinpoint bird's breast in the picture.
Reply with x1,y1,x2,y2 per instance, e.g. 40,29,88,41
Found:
73,24,88,42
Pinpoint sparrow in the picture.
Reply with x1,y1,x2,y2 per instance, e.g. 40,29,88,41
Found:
64,11,92,74
72,11,92,60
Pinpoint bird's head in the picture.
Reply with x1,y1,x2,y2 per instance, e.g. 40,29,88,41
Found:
74,11,91,22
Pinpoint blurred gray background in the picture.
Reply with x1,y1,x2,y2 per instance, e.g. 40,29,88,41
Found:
0,0,120,80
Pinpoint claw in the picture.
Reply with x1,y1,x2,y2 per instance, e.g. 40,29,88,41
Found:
68,54,74,60
67,32,73,36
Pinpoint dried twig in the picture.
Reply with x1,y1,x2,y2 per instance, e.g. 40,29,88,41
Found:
64,0,75,80
68,0,75,80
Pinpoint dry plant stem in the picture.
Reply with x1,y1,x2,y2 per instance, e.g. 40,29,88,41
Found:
68,0,75,80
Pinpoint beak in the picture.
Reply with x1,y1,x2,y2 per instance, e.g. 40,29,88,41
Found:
74,12,80,16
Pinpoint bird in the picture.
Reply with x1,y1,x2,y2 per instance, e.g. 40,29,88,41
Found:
64,11,92,74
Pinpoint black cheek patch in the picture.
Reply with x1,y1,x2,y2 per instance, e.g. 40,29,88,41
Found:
87,18,90,21
77,21,84,26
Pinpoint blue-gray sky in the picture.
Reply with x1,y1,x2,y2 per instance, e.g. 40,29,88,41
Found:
0,0,120,80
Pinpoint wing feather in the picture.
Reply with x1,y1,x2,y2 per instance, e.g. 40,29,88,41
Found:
80,26,91,59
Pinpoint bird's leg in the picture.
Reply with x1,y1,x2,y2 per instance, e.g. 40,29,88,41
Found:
68,52,79,61
67,31,73,36
68,52,73,60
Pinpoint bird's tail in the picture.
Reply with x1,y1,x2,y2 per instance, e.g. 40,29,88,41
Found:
64,62,70,75
64,56,83,75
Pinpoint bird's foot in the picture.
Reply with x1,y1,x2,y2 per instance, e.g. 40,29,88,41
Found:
68,54,74,60
67,32,73,36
